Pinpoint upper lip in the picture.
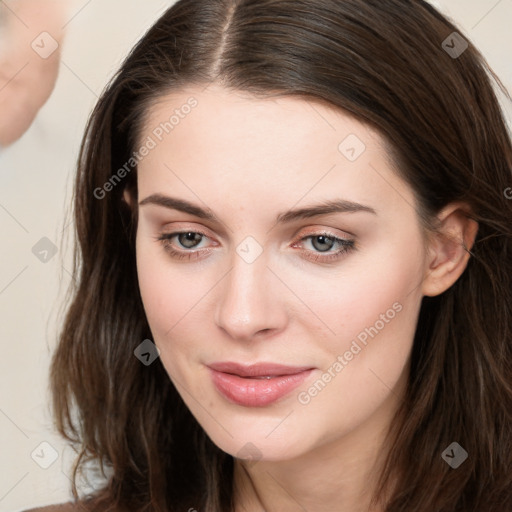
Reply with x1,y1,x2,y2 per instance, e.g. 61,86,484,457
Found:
208,361,314,377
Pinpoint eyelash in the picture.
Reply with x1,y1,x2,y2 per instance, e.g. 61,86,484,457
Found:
155,229,356,263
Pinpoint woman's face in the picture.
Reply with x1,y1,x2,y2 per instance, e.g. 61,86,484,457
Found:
134,83,428,462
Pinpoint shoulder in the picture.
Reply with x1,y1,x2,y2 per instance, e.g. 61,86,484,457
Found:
22,502,90,512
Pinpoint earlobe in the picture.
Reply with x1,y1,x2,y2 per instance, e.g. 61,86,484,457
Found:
421,203,479,297
123,188,133,207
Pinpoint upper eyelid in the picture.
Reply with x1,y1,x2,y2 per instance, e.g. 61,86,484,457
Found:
158,220,355,238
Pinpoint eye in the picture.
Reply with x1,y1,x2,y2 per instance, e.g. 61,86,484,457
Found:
155,230,356,263
293,232,356,263
156,230,213,261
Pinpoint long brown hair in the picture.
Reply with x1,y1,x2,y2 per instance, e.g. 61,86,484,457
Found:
51,1,512,510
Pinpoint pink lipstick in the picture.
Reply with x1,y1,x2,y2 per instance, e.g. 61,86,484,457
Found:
207,362,315,407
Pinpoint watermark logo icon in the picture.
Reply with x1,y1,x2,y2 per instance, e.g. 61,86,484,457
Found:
31,441,59,469
32,237,58,263
338,134,366,162
441,442,468,469
31,32,59,59
236,236,263,264
134,339,161,366
236,442,263,468
442,32,468,59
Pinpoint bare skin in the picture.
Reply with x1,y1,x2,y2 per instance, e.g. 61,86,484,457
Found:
128,83,478,511
21,83,478,512
0,0,67,147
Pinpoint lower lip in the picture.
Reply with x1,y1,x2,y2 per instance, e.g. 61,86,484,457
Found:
208,368,314,407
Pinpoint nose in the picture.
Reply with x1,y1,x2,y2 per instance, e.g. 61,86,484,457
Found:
214,247,288,342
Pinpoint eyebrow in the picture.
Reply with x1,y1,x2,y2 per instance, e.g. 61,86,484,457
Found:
139,194,377,223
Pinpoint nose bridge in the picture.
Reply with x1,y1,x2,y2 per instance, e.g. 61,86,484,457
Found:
215,242,284,339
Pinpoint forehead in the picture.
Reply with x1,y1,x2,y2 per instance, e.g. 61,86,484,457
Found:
139,83,384,154
135,84,416,224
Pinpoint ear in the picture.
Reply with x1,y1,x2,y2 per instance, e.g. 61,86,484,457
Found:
123,188,134,207
421,202,478,297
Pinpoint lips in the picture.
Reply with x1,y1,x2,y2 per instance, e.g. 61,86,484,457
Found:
207,361,314,378
207,361,315,407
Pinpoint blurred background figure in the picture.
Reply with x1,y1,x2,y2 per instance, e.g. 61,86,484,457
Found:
0,0,68,147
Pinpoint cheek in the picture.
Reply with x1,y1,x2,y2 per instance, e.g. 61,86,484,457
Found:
298,293,419,443
290,259,422,444
135,233,216,371
296,227,424,346
137,242,169,328
297,229,424,403
136,223,195,314
136,233,181,336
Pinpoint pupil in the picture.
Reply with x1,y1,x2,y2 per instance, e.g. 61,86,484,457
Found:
314,235,334,252
180,232,200,248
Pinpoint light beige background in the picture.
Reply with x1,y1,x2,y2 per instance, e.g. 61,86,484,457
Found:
0,0,511,510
